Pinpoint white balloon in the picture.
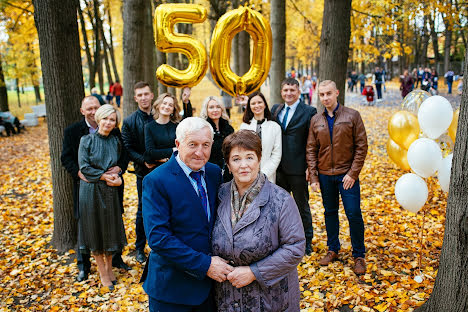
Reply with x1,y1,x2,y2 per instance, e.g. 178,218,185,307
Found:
395,173,428,213
418,96,453,139
438,154,453,192
407,138,443,178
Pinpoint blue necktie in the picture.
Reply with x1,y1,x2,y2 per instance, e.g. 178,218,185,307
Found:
190,171,209,221
281,106,290,129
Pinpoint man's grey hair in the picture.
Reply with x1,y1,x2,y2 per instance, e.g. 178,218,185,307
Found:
176,117,214,143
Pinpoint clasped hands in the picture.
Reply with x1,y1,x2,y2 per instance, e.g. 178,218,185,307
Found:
207,256,256,288
79,166,122,186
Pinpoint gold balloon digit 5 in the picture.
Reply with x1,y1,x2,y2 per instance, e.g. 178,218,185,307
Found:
154,4,208,88
209,6,272,96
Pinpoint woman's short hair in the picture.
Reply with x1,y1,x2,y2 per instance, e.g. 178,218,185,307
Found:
94,104,121,125
152,93,181,122
242,91,272,124
200,96,230,122
222,130,262,162
176,117,214,143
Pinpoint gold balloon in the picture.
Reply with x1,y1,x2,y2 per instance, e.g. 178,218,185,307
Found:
388,111,420,150
448,109,459,143
154,4,207,88
210,6,272,96
387,138,411,171
400,90,431,114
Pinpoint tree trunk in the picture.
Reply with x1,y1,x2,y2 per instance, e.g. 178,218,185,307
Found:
0,58,8,112
15,78,21,108
420,13,430,67
33,84,41,103
238,31,250,77
157,49,168,95
444,28,452,74
429,14,440,69
78,5,94,91
93,0,104,94
269,0,286,106
123,0,146,117
416,49,468,312
106,5,120,83
143,1,156,93
318,0,352,111
33,0,84,252
167,52,176,95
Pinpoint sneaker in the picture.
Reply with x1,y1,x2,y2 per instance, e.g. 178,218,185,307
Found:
319,251,338,266
353,257,367,275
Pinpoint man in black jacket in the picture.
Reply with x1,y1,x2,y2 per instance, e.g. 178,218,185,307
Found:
61,96,130,282
272,78,317,255
121,81,155,263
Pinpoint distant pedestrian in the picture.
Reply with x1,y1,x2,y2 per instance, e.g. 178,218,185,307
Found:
91,87,106,105
358,73,366,94
444,70,454,94
373,67,385,100
112,80,123,108
400,70,414,98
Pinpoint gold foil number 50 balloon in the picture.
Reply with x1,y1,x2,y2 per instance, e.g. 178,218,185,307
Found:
154,4,207,88
210,6,272,96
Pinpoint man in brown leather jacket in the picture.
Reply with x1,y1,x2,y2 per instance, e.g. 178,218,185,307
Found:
306,80,368,275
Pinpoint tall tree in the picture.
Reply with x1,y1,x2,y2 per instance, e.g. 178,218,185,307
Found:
93,0,104,94
318,0,352,109
122,0,146,117
78,4,94,90
104,2,120,82
0,57,8,112
269,0,286,106
32,0,84,252
416,50,468,312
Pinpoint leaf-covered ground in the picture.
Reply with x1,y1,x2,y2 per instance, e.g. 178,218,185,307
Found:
0,87,460,311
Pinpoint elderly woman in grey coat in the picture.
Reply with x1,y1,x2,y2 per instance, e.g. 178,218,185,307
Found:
212,130,305,312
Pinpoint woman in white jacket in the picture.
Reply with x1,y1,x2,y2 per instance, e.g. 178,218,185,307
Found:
240,92,282,183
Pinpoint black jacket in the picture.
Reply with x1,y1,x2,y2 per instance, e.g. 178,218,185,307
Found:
271,102,317,175
61,119,128,217
121,108,154,177
182,100,193,119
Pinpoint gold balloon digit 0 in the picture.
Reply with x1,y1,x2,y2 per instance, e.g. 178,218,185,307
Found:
155,4,207,88
210,6,272,96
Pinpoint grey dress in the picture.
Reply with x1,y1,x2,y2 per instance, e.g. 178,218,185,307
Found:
212,179,305,312
78,133,127,254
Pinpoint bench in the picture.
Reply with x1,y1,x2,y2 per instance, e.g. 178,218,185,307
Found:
32,104,46,118
21,113,39,127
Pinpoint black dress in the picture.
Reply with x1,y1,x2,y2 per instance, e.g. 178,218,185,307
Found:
144,120,177,168
77,133,127,254
207,118,234,181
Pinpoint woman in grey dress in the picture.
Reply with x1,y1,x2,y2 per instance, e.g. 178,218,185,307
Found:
78,104,127,290
212,130,305,311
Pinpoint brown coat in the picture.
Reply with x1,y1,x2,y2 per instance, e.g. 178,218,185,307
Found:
306,104,368,183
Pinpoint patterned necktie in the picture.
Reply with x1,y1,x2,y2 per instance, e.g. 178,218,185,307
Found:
190,171,209,221
281,106,290,129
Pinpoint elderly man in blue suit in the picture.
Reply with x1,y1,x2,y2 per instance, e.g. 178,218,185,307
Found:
142,117,233,311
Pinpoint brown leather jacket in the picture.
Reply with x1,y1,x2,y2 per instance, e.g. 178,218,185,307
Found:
306,104,367,183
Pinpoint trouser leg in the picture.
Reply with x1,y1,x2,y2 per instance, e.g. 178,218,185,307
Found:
319,174,341,253
339,178,365,258
135,177,146,252
77,249,91,273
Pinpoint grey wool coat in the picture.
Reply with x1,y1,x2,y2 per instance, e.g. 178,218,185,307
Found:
212,178,306,312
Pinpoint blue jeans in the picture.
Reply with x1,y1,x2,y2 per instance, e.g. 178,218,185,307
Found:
136,177,146,251
319,173,365,258
447,81,452,94
375,83,382,99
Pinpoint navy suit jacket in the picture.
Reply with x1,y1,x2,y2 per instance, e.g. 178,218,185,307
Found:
271,102,317,175
142,154,222,305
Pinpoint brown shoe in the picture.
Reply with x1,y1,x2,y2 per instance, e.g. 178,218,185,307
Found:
353,257,367,275
319,251,338,266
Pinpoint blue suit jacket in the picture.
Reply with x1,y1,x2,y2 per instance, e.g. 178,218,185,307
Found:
142,154,222,305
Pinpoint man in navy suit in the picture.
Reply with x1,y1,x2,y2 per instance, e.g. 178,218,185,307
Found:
142,117,233,311
272,78,317,255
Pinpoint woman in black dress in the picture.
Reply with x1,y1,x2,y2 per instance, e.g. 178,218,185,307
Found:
144,93,181,168
200,96,234,181
78,104,127,290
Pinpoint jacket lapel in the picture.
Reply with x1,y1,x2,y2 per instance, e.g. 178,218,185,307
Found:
273,104,285,123
169,156,208,224
286,103,304,130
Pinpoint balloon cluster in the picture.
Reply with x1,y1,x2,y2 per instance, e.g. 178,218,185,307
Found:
388,91,459,213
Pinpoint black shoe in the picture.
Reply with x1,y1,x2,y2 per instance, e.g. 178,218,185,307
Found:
77,270,89,282
136,250,147,264
305,245,313,256
112,258,131,270
111,280,117,285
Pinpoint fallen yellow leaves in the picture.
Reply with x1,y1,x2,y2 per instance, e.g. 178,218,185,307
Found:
0,97,446,311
